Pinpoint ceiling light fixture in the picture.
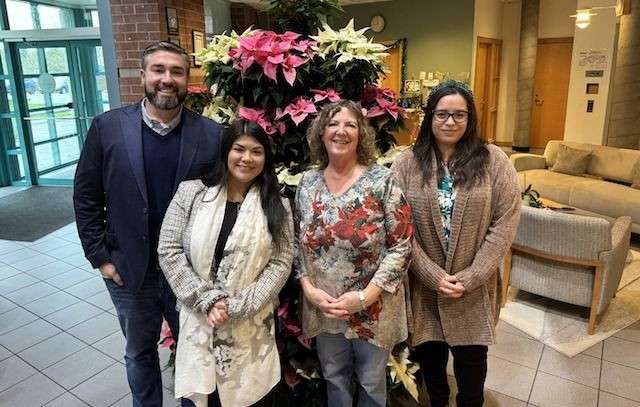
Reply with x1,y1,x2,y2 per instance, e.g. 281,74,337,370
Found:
570,8,597,29
570,1,631,29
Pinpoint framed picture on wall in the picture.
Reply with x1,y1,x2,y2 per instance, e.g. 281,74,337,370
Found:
166,7,179,36
404,79,421,94
192,30,205,67
168,36,180,47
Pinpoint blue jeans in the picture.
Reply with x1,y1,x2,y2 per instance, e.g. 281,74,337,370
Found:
316,333,389,407
104,270,181,407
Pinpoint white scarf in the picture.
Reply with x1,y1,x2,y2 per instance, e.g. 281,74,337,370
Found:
174,184,280,407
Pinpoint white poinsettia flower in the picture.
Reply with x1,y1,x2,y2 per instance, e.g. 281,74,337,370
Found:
376,145,410,166
194,30,246,67
312,19,387,67
202,97,237,125
276,167,303,186
387,347,420,402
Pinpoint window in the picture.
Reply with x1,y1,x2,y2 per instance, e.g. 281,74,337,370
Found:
37,4,74,29
0,42,8,75
5,0,97,30
90,10,100,27
6,0,35,30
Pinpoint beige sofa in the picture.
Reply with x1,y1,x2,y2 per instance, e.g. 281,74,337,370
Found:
510,140,640,233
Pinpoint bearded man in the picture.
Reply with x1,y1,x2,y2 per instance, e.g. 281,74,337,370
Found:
73,41,222,407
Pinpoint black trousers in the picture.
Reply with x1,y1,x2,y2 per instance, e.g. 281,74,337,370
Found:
414,341,488,407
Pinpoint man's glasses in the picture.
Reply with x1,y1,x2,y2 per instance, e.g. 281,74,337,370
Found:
433,110,469,123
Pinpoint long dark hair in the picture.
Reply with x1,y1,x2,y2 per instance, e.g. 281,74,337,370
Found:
413,80,489,188
202,119,288,252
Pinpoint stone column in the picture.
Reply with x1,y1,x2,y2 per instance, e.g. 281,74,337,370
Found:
606,2,640,149
513,0,539,151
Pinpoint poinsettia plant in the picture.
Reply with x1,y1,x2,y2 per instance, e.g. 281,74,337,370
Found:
194,17,406,172
184,85,212,114
159,319,176,372
191,6,417,406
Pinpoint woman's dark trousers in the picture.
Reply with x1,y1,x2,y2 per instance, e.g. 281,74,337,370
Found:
414,341,488,407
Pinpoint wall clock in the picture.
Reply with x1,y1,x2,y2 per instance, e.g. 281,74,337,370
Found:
370,15,385,33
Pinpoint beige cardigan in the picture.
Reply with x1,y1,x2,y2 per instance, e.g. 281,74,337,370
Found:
391,144,521,346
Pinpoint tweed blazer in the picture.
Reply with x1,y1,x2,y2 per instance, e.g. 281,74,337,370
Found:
391,144,521,346
158,180,293,319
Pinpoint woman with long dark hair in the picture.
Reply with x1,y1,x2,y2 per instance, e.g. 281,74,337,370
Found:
158,119,293,407
391,80,521,406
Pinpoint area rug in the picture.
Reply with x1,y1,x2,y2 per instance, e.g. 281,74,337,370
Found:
0,186,74,242
500,249,640,357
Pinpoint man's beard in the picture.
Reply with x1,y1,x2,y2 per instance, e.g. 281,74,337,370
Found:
145,83,187,110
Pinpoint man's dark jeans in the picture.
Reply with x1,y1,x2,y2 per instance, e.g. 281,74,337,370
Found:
104,270,181,407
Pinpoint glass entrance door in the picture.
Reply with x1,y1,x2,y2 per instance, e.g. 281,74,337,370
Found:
15,39,109,185
0,41,28,186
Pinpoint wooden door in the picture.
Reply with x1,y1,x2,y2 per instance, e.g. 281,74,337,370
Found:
530,38,573,149
473,37,502,143
380,40,402,96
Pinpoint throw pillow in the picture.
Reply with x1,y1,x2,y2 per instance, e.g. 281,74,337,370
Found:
550,144,592,176
632,159,640,190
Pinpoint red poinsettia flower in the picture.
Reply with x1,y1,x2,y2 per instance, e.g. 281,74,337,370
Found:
159,320,175,349
284,366,301,388
361,85,378,103
187,85,209,95
238,106,277,136
312,88,341,103
282,54,307,86
366,97,401,121
277,97,317,126
229,30,312,86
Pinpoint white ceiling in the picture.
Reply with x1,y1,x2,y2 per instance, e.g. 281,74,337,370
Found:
228,0,391,10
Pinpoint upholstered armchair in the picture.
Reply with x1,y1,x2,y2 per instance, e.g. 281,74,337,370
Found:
502,205,632,334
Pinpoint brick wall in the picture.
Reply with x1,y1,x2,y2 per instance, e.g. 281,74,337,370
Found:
109,0,205,105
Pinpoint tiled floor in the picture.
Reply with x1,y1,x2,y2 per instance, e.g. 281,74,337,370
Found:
0,223,178,407
1,221,640,406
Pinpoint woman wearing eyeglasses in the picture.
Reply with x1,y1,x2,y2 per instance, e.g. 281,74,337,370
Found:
391,80,521,407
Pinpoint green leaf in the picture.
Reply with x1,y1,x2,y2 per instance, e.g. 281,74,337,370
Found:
253,86,263,101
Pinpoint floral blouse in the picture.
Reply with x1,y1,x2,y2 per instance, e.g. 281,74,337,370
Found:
294,165,413,350
437,170,456,251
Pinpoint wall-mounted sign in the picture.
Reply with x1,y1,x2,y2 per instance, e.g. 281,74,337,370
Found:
166,7,179,36
586,83,599,94
577,50,607,71
586,100,594,113
404,79,421,93
585,70,604,78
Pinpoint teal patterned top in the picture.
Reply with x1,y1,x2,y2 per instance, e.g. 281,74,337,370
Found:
437,169,456,251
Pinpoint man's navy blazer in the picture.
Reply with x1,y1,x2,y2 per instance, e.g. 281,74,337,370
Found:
73,102,223,291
